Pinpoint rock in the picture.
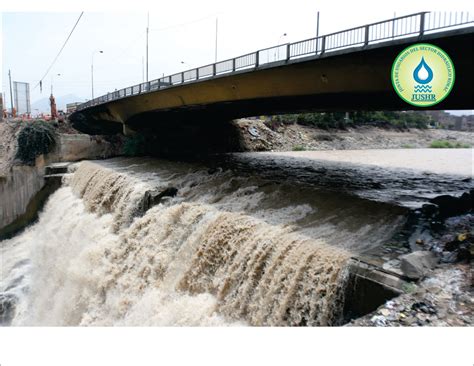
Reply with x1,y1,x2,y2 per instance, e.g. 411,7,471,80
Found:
421,203,438,217
424,286,442,294
416,313,428,322
0,293,17,325
380,308,391,317
139,187,178,214
440,250,458,263
411,301,437,314
370,315,387,326
430,193,472,218
443,232,472,262
403,316,417,325
382,259,402,276
400,251,438,280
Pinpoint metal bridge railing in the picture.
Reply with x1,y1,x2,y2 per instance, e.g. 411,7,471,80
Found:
77,11,473,112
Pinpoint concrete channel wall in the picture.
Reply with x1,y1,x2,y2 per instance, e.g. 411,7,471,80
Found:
0,163,45,234
0,134,119,239
57,134,117,162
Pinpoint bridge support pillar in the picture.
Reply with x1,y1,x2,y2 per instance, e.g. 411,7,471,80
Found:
123,124,137,136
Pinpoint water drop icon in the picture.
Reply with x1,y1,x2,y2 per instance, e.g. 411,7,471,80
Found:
413,57,433,84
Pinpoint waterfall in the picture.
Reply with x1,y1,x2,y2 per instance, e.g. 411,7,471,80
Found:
1,159,406,326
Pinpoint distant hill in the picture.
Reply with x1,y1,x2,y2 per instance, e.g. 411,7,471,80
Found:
31,94,85,113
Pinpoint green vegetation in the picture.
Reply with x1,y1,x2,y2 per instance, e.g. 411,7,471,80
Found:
429,140,471,148
351,111,430,129
401,282,418,294
16,121,57,165
122,134,147,156
401,144,414,148
292,145,306,151
269,111,432,130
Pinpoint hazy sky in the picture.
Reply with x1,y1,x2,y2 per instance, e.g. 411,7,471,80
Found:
1,0,472,116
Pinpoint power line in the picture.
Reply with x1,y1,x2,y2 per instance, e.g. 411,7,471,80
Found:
149,13,221,33
34,11,84,91
73,13,223,84
110,13,221,63
107,32,145,64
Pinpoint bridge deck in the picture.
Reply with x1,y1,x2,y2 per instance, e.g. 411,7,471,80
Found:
70,12,474,135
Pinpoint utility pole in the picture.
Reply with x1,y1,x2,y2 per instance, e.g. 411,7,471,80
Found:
51,73,61,95
316,11,320,38
215,17,218,62
316,11,320,52
146,12,149,82
91,50,104,99
91,62,94,99
392,12,396,39
8,69,14,114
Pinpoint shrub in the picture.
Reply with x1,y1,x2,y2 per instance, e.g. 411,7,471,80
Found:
292,145,306,151
271,111,431,129
429,140,471,148
15,121,57,165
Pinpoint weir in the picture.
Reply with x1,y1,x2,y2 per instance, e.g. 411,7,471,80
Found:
1,159,415,326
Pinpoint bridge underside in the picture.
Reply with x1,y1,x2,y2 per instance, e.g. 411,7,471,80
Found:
70,29,473,136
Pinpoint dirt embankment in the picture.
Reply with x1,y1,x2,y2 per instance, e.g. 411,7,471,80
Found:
0,120,122,236
234,118,473,152
0,121,121,178
0,122,23,178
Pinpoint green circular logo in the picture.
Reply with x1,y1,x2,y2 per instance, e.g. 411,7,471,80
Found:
391,43,455,107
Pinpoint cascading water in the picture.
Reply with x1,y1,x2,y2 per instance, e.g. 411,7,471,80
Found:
1,158,407,326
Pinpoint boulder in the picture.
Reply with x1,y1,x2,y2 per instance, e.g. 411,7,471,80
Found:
0,293,17,325
139,187,178,215
430,192,472,218
400,251,438,280
421,203,438,217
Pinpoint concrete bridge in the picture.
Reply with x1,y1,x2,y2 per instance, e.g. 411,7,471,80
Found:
70,12,474,136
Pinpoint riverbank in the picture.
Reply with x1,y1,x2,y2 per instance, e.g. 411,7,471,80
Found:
0,120,122,238
235,118,474,152
348,211,473,326
0,121,119,178
348,263,473,326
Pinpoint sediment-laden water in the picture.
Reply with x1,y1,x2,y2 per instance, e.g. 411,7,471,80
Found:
1,155,414,326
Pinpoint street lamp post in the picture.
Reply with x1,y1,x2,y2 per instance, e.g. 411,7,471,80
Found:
51,73,61,95
91,50,104,99
276,33,287,60
215,17,218,63
316,11,320,52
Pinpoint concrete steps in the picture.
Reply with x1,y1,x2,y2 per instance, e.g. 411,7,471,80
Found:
344,257,408,320
44,162,74,185
45,162,73,175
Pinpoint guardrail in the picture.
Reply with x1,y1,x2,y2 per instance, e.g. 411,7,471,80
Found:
77,11,473,112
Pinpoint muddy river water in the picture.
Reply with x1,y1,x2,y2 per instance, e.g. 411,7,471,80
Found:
0,148,472,326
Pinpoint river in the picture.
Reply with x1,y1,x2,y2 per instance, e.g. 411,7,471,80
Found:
0,149,472,326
